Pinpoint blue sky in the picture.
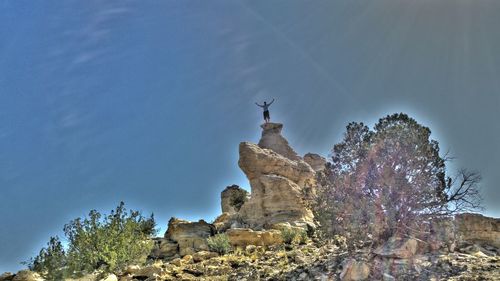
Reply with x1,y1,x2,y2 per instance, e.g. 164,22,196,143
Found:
1,0,499,273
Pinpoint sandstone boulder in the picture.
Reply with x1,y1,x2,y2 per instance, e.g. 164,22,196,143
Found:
303,153,327,172
99,274,118,281
237,132,316,228
149,238,179,260
238,175,314,228
164,218,215,256
455,213,500,248
192,251,219,262
124,265,141,275
374,237,418,259
226,228,282,247
238,142,315,187
258,123,301,161
221,185,248,214
133,263,165,279
340,259,370,281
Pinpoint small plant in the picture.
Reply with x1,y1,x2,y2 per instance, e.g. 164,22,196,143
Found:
207,233,232,255
297,229,308,245
280,227,298,245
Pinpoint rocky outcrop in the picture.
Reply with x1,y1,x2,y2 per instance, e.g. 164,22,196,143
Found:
340,259,370,281
0,273,14,281
374,237,418,259
236,124,317,229
303,153,327,172
258,123,301,161
455,213,500,248
149,238,179,260
238,142,315,187
226,228,283,247
164,218,215,256
220,185,248,214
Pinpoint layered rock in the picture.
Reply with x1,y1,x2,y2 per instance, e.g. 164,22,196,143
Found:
238,142,315,187
236,123,317,229
164,218,215,256
455,213,500,248
149,238,179,260
258,123,300,161
220,185,248,214
226,228,282,247
303,153,327,172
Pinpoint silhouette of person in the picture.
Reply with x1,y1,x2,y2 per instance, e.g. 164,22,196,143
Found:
255,98,275,123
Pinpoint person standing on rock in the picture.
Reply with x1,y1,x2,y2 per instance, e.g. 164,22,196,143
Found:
255,98,275,123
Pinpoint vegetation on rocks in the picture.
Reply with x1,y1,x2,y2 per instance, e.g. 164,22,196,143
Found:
10,115,498,280
25,202,156,279
206,234,232,255
279,227,308,245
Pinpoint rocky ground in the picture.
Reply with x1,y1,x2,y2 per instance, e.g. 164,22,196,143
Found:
87,239,500,280
2,238,498,281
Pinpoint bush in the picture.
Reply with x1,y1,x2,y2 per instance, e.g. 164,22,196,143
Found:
297,229,308,245
280,227,299,245
27,202,157,277
207,233,232,255
25,236,66,280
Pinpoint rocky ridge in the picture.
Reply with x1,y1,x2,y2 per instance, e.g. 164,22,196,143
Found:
3,122,499,281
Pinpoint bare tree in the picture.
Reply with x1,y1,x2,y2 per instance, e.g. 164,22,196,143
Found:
446,169,483,213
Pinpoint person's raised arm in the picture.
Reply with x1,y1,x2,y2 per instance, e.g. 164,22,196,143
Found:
255,102,263,107
268,98,275,106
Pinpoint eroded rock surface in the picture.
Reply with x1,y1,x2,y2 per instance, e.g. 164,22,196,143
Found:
237,125,317,229
149,238,179,260
303,153,327,172
258,122,301,161
164,217,215,256
226,228,282,247
456,213,500,248
340,259,370,281
238,142,315,187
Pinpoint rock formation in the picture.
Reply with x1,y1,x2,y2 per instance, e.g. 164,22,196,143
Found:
163,218,216,256
7,122,500,280
303,153,327,172
236,123,318,229
455,213,500,248
257,123,301,161
149,238,179,260
220,185,248,214
225,228,282,247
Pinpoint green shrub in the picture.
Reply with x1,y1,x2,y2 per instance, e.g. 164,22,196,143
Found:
207,233,232,255
27,202,157,277
25,236,66,280
297,229,308,245
280,227,298,245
